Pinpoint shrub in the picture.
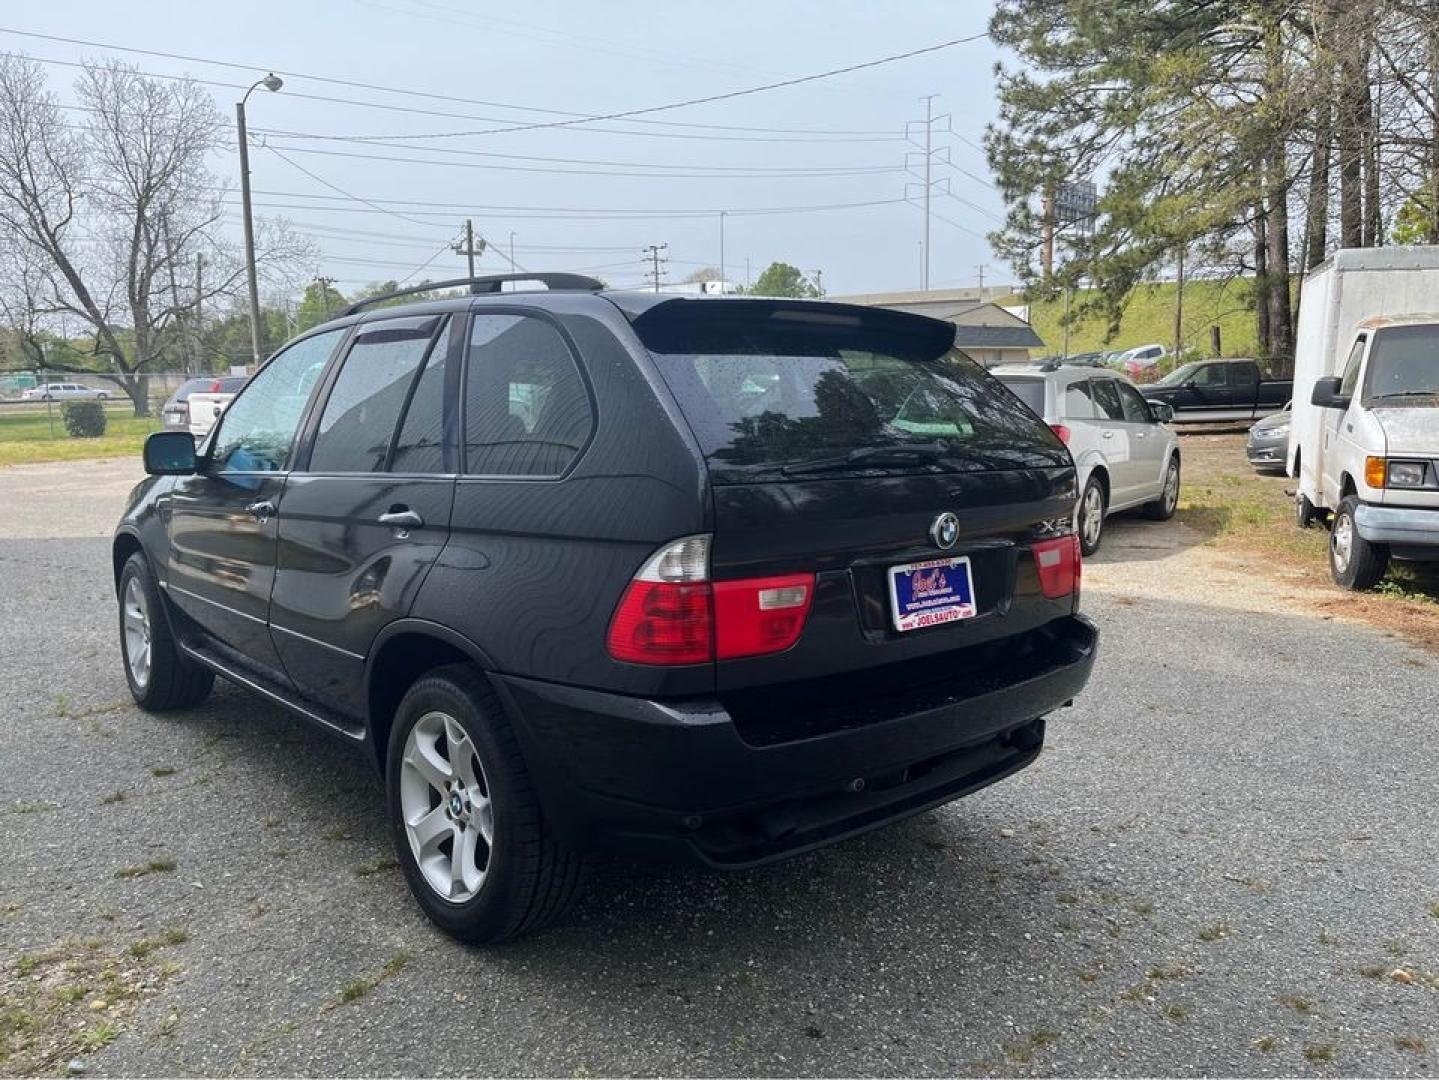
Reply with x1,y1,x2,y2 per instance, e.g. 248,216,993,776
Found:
62,401,107,438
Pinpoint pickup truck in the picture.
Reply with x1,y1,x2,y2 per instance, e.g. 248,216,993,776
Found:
1139,359,1291,423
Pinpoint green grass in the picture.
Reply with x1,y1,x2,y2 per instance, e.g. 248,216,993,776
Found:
1001,278,1265,360
0,408,155,467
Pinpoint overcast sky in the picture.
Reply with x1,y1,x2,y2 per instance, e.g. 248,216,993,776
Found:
6,1,1009,298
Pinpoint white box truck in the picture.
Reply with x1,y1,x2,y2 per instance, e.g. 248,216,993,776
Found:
1289,247,1439,589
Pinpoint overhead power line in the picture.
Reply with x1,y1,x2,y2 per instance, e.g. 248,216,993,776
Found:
0,27,938,140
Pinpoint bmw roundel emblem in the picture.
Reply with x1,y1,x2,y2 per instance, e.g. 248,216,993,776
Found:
930,512,960,550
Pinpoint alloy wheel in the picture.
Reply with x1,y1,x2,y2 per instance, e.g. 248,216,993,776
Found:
122,577,151,689
1332,512,1353,574
1163,462,1180,513
399,711,494,903
1082,485,1104,548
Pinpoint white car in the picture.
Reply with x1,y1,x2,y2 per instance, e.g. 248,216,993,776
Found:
1116,343,1167,377
21,382,110,401
993,363,1182,554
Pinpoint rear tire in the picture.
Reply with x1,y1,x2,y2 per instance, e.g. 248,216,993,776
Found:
386,665,584,944
1077,475,1106,556
118,553,214,711
1328,496,1389,591
1143,456,1181,521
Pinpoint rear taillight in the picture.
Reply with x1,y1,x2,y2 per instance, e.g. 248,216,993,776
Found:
1030,534,1081,599
606,536,815,666
713,574,814,660
1049,423,1071,445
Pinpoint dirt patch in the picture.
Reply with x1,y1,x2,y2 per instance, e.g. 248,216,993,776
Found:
1089,429,1439,653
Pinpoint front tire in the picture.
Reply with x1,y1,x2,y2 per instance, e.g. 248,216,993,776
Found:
1077,475,1106,556
386,665,583,944
1143,456,1181,521
118,553,214,711
1328,496,1389,590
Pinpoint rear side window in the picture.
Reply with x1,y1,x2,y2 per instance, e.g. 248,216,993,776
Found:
309,316,445,474
1063,380,1095,419
464,313,592,476
997,377,1046,416
634,300,1064,481
1090,379,1125,421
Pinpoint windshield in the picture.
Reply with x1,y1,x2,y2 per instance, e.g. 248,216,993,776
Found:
1364,325,1439,406
1153,362,1200,387
634,301,1065,483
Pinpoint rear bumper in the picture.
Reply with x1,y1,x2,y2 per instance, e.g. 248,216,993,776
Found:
491,614,1098,867
1355,504,1439,549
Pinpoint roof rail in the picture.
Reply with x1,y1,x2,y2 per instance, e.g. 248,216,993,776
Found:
338,273,605,316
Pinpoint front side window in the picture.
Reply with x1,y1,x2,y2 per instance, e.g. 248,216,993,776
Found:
1115,381,1153,423
309,316,445,474
1192,364,1227,388
464,314,592,476
1090,378,1126,420
1339,337,1366,397
211,328,345,473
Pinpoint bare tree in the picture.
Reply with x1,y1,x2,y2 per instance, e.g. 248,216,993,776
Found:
0,54,312,414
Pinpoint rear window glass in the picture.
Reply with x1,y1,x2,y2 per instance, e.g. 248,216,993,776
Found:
634,301,1064,482
995,377,1046,416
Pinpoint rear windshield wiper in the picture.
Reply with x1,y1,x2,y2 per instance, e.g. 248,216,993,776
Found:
780,443,951,476
1372,390,1439,400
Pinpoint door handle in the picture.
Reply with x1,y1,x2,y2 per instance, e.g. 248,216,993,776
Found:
378,508,423,531
1102,430,1115,439
245,500,276,521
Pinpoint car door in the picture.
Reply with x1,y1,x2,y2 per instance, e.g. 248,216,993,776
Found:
1115,380,1169,500
269,313,457,717
1321,335,1368,506
1230,360,1260,414
1089,378,1139,501
164,328,346,679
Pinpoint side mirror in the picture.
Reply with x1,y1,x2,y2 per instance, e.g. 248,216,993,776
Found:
143,431,197,475
1148,401,1175,424
1310,376,1350,410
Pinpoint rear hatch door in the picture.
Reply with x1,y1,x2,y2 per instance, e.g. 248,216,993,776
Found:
632,299,1077,692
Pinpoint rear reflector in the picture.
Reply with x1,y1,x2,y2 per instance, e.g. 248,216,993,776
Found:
713,574,815,660
1049,423,1071,445
1030,534,1081,599
606,536,815,665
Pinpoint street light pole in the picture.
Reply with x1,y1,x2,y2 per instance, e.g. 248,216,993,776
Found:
719,210,726,294
237,73,283,368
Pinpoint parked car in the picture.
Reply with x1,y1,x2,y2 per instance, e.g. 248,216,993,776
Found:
994,364,1181,555
1291,247,1439,590
20,382,109,401
160,376,248,438
114,274,1098,943
1246,401,1291,473
1140,359,1292,423
1116,343,1166,377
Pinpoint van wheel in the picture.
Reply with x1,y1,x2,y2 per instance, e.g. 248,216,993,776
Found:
1295,492,1317,529
118,553,214,711
386,665,584,944
1143,457,1180,521
1328,496,1389,590
1077,476,1106,555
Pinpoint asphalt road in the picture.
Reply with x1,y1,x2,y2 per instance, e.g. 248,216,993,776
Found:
1,458,1437,1077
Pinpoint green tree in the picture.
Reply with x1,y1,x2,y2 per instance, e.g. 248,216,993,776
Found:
749,262,820,299
297,281,348,332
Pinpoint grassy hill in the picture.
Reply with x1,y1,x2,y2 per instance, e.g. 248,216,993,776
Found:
1001,278,1262,358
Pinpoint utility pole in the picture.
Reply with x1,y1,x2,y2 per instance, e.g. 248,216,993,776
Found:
315,276,336,320
976,264,987,293
921,94,935,291
812,269,824,297
508,231,516,274
236,73,283,367
745,257,751,288
643,243,669,292
192,253,204,376
1173,245,1186,358
719,211,727,293
453,219,485,280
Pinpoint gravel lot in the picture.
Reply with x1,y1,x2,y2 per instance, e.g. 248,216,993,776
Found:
2,449,1437,1077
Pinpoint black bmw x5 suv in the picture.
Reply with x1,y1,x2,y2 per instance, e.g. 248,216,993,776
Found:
114,273,1097,943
